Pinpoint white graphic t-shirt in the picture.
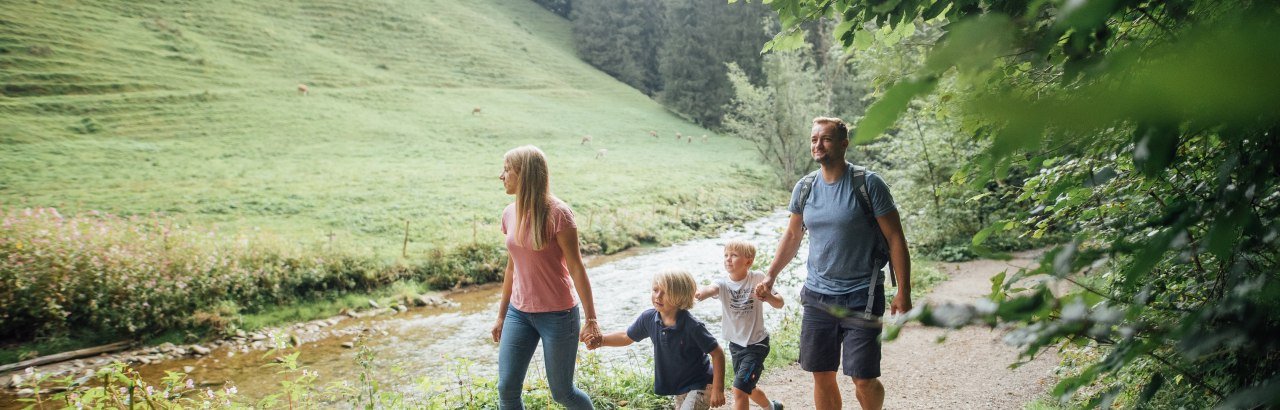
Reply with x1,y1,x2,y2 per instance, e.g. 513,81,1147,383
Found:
712,272,770,346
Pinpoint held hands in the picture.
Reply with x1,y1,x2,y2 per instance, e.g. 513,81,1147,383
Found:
580,319,602,349
752,277,775,300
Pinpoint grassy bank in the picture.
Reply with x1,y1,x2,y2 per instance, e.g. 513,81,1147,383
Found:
0,0,780,351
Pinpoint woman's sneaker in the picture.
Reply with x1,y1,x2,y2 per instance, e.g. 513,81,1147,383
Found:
771,400,784,410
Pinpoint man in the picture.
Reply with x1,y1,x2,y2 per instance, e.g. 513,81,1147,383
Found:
754,117,912,410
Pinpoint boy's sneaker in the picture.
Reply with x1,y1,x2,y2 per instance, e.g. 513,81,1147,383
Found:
770,400,784,410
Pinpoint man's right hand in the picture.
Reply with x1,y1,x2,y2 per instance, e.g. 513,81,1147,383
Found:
754,277,775,300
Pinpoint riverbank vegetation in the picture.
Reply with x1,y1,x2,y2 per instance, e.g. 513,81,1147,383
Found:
0,0,779,354
749,0,1280,408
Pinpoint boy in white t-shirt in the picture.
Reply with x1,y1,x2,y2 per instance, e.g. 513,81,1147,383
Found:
695,240,785,410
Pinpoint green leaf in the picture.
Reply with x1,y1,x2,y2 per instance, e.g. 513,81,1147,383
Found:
972,223,1000,247
854,75,938,143
989,270,1007,301
1206,203,1249,262
763,29,806,53
1123,228,1177,288
1132,123,1179,178
852,28,874,51
1056,0,1120,32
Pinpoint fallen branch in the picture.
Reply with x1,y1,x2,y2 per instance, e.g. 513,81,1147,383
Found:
0,341,132,374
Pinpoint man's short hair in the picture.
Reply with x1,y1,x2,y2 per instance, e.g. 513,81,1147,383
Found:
813,117,849,141
652,269,697,311
724,240,757,261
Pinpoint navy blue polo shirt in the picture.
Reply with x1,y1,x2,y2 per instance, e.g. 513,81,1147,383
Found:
627,309,719,395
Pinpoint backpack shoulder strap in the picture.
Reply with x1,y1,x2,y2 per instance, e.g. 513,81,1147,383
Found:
848,162,897,288
849,163,873,216
797,170,820,213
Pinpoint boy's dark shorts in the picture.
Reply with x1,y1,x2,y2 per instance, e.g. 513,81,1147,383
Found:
728,336,770,394
798,285,885,379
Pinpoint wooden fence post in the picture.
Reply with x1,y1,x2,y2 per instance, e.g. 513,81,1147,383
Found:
402,220,410,258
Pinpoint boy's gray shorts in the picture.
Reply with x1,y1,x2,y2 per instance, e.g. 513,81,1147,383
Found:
729,336,771,393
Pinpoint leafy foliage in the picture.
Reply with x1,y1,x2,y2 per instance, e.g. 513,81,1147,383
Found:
721,46,828,188
747,0,1280,407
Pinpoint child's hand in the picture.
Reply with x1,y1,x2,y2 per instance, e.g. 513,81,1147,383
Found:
709,388,725,407
580,319,602,348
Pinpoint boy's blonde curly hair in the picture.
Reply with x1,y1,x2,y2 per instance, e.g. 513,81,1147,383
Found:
652,269,697,310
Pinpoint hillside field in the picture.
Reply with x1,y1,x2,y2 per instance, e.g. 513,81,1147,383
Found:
0,0,778,259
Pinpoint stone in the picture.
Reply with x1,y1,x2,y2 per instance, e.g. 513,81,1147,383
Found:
16,388,34,397
341,341,355,349
368,299,381,309
393,305,408,313
191,345,211,355
9,374,23,388
235,329,247,338
251,333,267,341
183,366,195,374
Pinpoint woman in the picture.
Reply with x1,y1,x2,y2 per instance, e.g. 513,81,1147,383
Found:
492,145,601,409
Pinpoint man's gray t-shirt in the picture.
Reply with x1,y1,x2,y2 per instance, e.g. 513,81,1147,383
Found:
787,166,897,295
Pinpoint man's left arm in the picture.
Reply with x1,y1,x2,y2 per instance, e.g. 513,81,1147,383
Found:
876,210,912,314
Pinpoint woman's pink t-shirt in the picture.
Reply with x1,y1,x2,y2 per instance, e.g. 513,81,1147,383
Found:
501,201,579,313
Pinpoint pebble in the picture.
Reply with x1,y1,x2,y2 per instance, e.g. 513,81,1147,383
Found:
341,342,355,349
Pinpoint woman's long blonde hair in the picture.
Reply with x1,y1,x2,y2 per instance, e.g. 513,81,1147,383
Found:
505,145,554,250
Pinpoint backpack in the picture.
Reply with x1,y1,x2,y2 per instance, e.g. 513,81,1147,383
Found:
795,162,897,317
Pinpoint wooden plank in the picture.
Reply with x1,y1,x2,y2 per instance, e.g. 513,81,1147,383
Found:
0,341,132,373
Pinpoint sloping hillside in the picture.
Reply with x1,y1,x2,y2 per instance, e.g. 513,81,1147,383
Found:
0,0,774,256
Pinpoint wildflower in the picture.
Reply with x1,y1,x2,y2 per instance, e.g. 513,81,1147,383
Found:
186,379,195,389
120,387,127,395
226,386,237,395
206,388,215,399
24,367,33,376
146,385,154,396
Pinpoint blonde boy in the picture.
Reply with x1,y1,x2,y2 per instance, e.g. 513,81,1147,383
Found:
592,269,727,409
695,240,785,410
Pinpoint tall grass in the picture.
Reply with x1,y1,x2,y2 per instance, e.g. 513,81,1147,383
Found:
0,206,502,342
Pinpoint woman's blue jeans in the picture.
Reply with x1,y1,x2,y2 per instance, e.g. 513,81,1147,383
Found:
497,306,593,409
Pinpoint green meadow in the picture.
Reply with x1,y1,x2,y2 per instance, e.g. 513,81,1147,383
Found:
0,0,776,258
0,0,778,345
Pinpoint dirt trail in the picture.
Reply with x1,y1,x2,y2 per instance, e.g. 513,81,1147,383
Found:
756,251,1060,409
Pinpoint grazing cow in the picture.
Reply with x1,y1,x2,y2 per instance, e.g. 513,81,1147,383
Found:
595,148,608,159
675,132,682,140
702,134,708,142
687,136,692,143
581,135,593,145
649,130,658,138
297,83,309,96
472,107,482,115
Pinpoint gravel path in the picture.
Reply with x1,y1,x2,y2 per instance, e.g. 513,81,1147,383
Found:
754,251,1061,409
